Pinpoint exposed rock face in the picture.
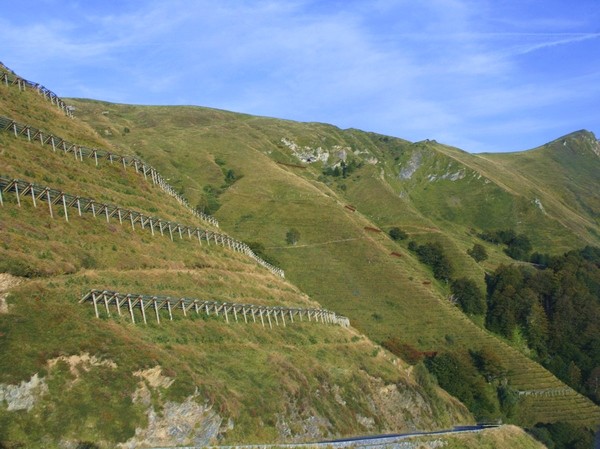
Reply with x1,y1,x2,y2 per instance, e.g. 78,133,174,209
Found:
119,366,226,449
281,138,330,164
119,395,223,449
0,373,48,411
398,152,423,180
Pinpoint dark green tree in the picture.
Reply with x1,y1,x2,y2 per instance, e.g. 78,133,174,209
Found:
388,227,408,241
285,228,300,245
467,243,488,262
451,278,486,315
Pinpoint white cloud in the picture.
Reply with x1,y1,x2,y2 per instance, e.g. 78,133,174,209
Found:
1,0,598,152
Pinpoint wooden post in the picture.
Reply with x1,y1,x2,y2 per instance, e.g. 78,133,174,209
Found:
168,224,173,241
117,209,122,224
92,292,100,318
105,205,109,223
181,300,187,317
130,214,135,231
62,194,69,222
51,136,56,152
140,298,147,324
154,299,160,324
274,310,279,326
14,182,21,207
128,297,135,323
233,306,238,322
91,202,96,217
115,295,122,316
149,218,154,235
103,293,111,316
259,309,265,327
267,310,273,329
224,305,229,323
30,186,36,207
77,198,82,216
0,187,3,206
46,189,53,218
167,301,173,320
281,310,286,327
242,307,248,323
94,151,98,166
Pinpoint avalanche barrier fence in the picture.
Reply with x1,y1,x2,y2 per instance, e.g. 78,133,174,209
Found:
0,114,218,227
1,63,73,117
81,289,350,328
0,176,284,278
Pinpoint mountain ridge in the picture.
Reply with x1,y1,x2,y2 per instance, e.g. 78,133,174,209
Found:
1,63,599,447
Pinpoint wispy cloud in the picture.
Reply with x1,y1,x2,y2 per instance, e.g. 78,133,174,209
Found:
1,0,598,152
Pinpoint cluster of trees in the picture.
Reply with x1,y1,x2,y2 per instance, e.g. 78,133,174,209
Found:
406,240,487,315
322,159,362,178
479,229,532,261
485,246,600,403
408,241,453,282
528,422,595,449
424,348,517,421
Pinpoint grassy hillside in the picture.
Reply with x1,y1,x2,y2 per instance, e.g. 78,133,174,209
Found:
0,66,473,448
67,98,600,431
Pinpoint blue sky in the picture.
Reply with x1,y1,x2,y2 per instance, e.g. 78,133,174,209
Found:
1,0,599,153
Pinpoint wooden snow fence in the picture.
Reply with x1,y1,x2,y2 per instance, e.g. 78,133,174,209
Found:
81,289,350,328
0,176,284,278
1,66,73,117
0,115,219,228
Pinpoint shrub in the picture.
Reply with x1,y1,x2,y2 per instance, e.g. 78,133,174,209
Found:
467,243,488,262
388,227,408,241
285,229,300,245
409,241,453,282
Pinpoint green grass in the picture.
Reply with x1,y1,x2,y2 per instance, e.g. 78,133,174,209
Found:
65,98,600,429
0,79,475,448
0,271,472,447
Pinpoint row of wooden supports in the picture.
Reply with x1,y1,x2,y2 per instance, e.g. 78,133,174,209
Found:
1,71,73,117
517,387,572,397
0,114,219,228
80,290,350,328
0,176,285,278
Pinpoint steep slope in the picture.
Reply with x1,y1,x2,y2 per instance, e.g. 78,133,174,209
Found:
68,98,600,430
0,66,472,448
